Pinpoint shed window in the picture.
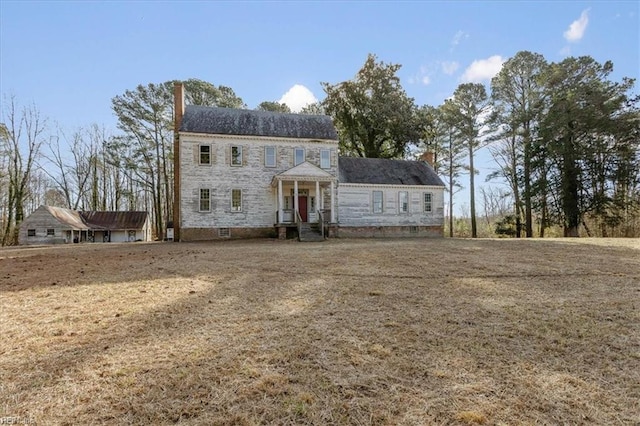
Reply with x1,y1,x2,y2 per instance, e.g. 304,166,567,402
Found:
424,193,433,213
265,146,276,167
27,229,36,237
320,149,330,169
231,146,242,166
372,191,383,214
199,145,211,165
47,228,55,236
199,188,211,212
231,189,242,212
294,148,305,166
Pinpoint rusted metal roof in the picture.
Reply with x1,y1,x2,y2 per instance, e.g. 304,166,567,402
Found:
44,206,88,230
80,211,148,230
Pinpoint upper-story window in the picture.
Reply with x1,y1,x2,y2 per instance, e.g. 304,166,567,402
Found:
424,193,433,213
231,146,243,166
199,145,211,165
265,146,276,167
294,148,305,166
320,149,330,169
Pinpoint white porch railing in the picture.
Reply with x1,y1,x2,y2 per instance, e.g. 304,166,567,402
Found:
318,209,325,239
295,210,303,241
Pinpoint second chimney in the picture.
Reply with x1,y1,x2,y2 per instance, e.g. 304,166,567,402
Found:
420,151,435,167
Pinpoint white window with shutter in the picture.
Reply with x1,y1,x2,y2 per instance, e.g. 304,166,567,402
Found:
265,146,276,167
320,149,330,169
294,148,305,166
372,191,383,214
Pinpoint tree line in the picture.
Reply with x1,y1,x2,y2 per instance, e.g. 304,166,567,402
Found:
1,51,638,244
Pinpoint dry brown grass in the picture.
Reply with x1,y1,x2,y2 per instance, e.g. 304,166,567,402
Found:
1,238,639,425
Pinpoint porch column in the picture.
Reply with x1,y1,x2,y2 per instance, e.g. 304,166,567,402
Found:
294,180,299,218
277,179,283,223
330,180,336,223
315,181,320,214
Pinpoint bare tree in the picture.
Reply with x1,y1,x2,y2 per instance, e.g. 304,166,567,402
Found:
1,96,46,245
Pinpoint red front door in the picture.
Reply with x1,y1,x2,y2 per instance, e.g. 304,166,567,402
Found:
299,196,308,222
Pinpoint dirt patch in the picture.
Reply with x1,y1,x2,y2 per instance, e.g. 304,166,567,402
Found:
1,238,639,425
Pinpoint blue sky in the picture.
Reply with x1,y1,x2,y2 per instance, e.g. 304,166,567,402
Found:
1,0,638,213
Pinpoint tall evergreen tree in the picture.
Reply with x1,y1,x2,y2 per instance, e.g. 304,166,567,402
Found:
540,56,638,236
448,83,491,238
491,51,548,237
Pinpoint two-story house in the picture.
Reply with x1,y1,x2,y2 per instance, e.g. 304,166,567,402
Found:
173,83,445,241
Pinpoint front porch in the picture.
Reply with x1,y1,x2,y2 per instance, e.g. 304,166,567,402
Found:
272,161,337,240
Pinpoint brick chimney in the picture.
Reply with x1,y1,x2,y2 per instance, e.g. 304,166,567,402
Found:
174,82,184,132
173,82,184,241
420,151,435,167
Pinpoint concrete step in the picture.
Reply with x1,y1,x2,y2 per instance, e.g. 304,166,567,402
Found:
299,227,325,242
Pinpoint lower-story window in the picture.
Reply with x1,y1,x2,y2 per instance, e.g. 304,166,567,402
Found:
424,192,433,213
47,228,55,236
28,229,36,237
231,189,242,212
199,188,211,211
373,190,383,213
399,191,409,213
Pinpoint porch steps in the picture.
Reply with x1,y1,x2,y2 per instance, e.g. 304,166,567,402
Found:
298,223,325,242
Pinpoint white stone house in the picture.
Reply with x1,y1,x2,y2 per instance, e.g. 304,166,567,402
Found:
173,83,445,241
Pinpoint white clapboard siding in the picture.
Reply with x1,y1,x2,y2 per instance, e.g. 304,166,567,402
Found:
337,184,445,227
180,134,338,229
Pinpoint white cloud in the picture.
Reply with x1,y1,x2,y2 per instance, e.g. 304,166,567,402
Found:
559,45,572,56
564,9,590,42
408,65,432,86
451,30,468,47
441,61,460,75
460,55,505,83
278,84,318,112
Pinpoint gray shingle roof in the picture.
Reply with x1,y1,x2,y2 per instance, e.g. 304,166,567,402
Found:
338,157,445,186
180,105,338,140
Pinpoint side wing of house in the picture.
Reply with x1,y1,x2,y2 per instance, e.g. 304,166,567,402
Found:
337,157,446,238
81,211,151,242
19,205,87,245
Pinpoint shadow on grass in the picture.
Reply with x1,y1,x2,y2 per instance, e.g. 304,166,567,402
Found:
2,238,639,424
